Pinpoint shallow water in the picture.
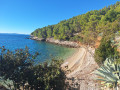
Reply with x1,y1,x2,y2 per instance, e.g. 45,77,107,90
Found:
0,33,75,63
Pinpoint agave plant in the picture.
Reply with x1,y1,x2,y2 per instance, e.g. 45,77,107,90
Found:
95,58,120,90
0,77,14,89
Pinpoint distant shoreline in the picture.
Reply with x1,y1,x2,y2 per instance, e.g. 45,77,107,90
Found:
0,33,30,35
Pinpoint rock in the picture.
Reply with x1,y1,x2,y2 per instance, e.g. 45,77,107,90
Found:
30,37,45,41
30,36,79,48
46,38,79,48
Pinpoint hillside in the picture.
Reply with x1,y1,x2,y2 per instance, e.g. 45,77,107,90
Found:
31,1,120,45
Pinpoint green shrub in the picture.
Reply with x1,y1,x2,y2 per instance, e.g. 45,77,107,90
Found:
0,46,66,90
94,38,118,65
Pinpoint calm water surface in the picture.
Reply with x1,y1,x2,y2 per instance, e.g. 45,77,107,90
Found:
0,34,75,63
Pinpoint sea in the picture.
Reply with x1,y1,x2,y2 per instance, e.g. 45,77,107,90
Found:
0,33,75,63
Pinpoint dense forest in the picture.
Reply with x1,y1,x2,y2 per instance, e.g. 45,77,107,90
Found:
31,1,120,44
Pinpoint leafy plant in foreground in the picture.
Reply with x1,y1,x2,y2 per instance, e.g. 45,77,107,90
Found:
28,59,66,90
0,46,66,90
95,58,120,90
0,46,37,89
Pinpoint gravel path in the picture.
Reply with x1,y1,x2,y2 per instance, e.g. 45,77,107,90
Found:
62,47,101,90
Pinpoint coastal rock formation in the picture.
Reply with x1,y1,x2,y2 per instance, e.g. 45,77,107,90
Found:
30,36,79,48
30,36,45,41
46,38,79,48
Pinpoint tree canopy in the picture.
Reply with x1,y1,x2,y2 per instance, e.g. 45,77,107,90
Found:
31,1,120,43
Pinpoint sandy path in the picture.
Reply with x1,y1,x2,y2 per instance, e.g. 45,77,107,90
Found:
61,47,100,90
61,48,86,70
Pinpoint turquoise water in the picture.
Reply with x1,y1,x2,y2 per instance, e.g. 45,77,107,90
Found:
0,33,75,63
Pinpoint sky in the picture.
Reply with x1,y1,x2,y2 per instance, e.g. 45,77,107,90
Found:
0,0,119,34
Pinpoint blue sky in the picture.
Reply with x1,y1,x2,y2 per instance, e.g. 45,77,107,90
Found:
0,0,119,34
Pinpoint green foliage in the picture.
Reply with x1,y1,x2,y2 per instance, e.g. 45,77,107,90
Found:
0,46,36,89
31,1,120,44
70,35,83,42
94,38,118,65
29,59,66,90
95,58,120,89
0,46,66,90
103,9,118,22
0,78,13,89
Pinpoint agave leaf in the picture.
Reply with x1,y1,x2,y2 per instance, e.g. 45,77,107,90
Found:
96,78,107,82
96,70,117,81
95,57,120,88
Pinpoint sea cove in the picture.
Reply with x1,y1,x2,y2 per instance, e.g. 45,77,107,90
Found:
0,33,76,62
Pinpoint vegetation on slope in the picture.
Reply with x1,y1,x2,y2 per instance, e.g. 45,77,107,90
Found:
31,1,120,44
94,38,118,65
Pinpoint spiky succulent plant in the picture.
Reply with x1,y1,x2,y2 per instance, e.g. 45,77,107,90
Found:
95,58,120,90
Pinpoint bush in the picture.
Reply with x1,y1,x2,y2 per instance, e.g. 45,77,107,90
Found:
94,38,118,65
0,46,66,90
28,59,66,90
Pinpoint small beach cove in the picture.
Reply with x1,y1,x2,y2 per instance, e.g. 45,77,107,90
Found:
31,35,100,89
1,34,100,89
61,47,100,89
0,34,76,62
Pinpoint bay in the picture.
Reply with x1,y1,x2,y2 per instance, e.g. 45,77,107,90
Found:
0,33,75,63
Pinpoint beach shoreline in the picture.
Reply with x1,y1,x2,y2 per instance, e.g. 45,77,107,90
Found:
31,36,100,89
61,47,100,89
61,48,83,69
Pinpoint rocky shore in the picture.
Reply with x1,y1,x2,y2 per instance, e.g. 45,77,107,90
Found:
30,36,45,41
30,36,80,48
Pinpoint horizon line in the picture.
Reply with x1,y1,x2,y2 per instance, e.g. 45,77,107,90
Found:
0,32,30,35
